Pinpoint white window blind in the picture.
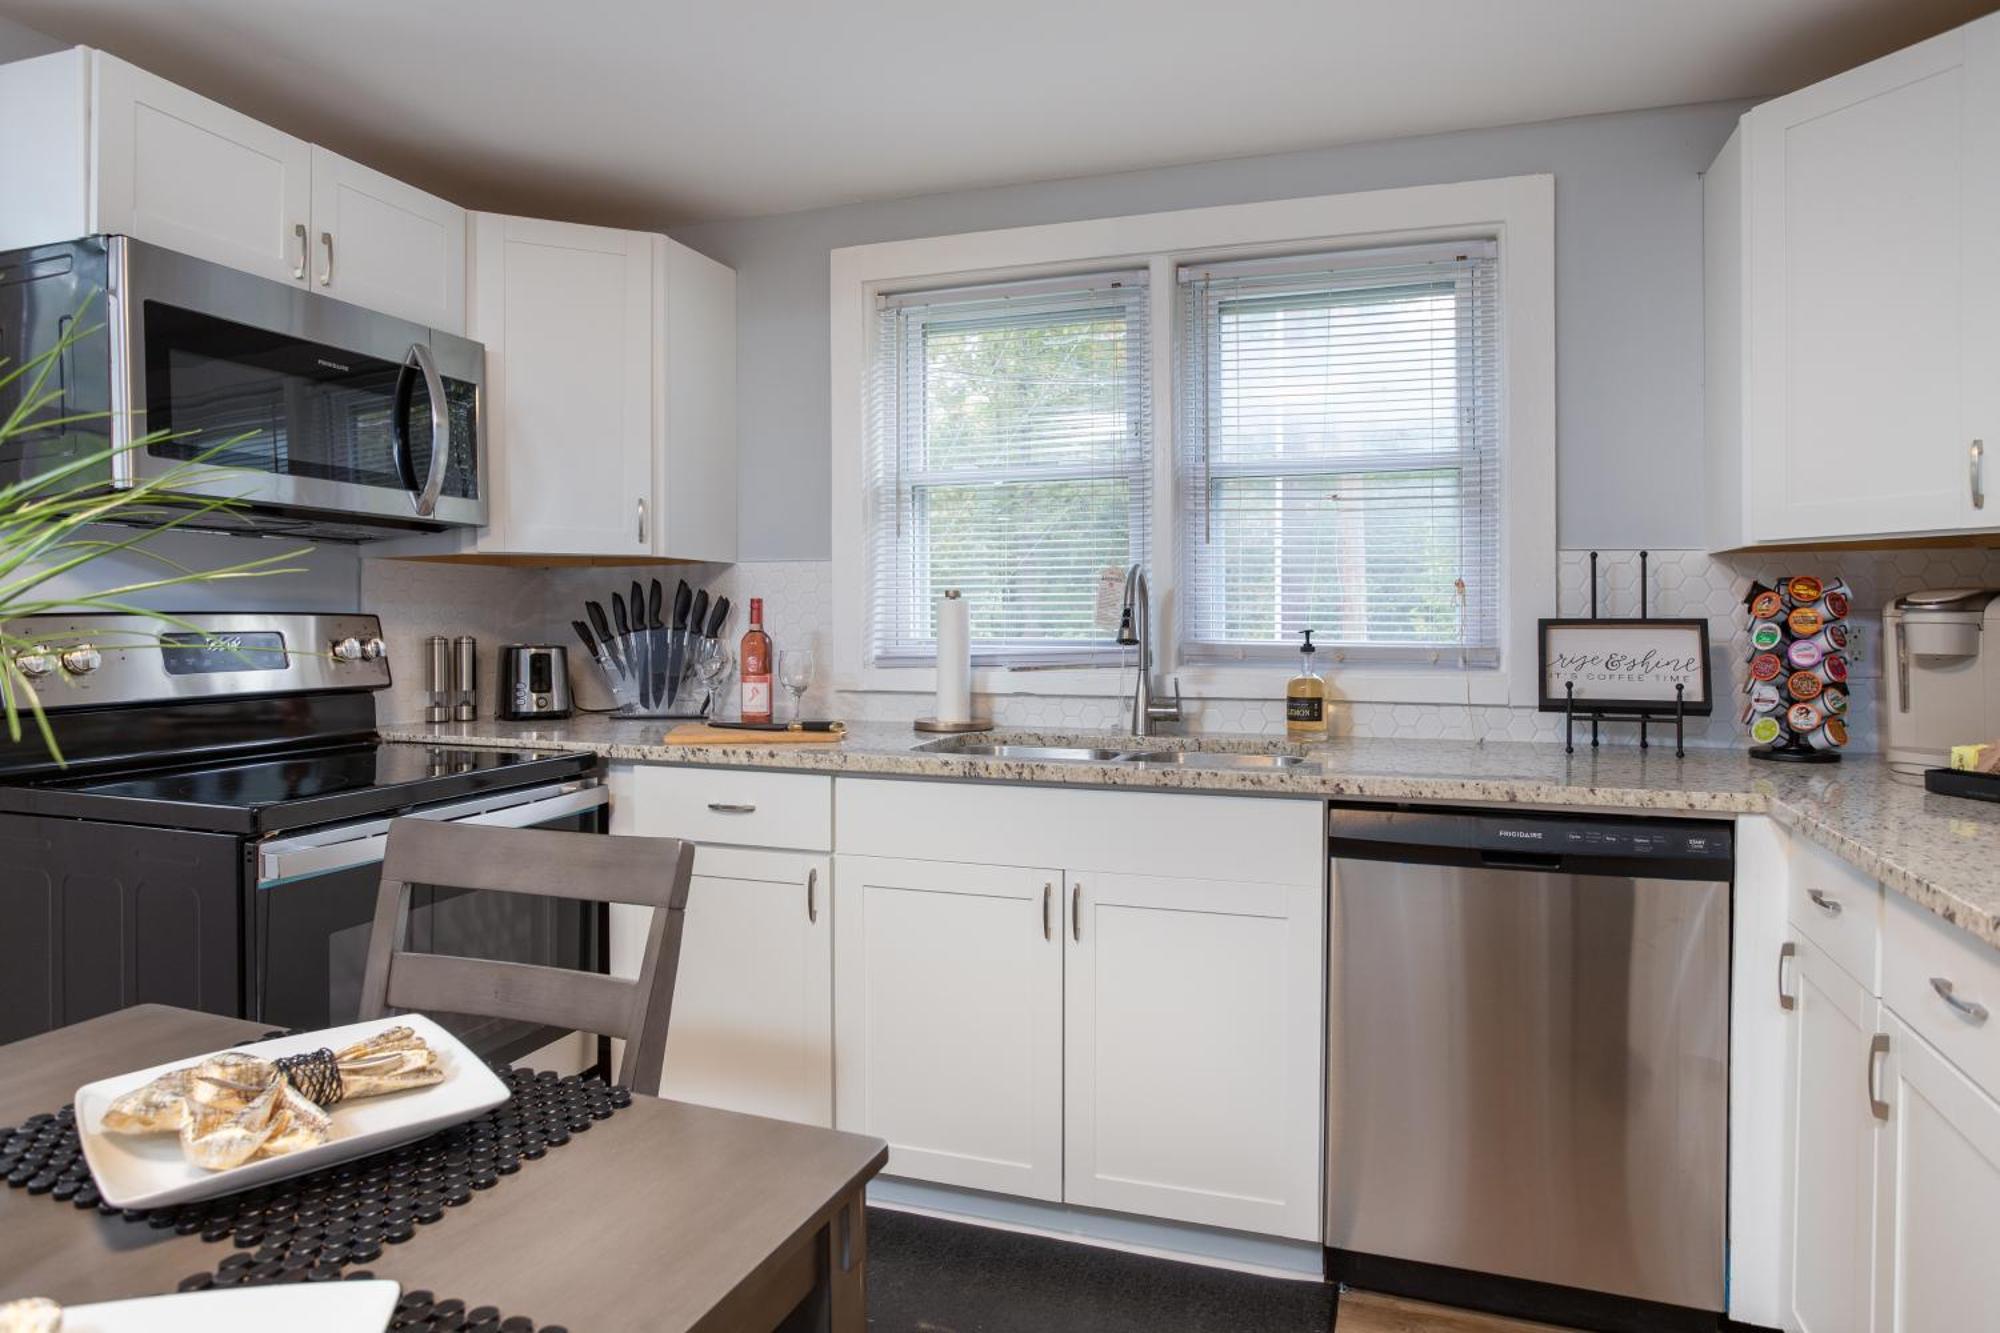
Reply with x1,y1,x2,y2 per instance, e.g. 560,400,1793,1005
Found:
1177,241,1500,666
866,271,1151,667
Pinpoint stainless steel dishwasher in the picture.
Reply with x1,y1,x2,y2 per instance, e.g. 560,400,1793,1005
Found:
1326,804,1731,1329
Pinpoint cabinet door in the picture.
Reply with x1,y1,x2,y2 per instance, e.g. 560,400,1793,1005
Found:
832,855,1063,1199
309,148,466,333
1872,1014,2000,1331
1744,26,1975,540
1786,934,1882,1333
470,213,653,555
655,847,831,1126
92,53,311,285
1064,871,1323,1239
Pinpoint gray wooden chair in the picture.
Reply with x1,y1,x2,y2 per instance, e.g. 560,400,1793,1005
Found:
357,818,696,1095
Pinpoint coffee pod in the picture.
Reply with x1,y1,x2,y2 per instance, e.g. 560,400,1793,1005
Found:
1819,685,1849,717
1747,680,1784,714
1787,701,1824,733
1750,621,1785,651
1801,622,1849,655
1786,669,1824,702
1785,637,1823,670
1805,717,1848,750
1750,715,1785,746
1785,575,1824,605
1749,652,1784,683
1748,588,1785,623
1808,654,1849,687
1787,605,1824,637
1822,589,1851,621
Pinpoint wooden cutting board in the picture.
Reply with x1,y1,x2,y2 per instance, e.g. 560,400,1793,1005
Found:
661,723,847,746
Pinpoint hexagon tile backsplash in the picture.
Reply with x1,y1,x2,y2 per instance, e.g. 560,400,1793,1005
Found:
372,547,2000,749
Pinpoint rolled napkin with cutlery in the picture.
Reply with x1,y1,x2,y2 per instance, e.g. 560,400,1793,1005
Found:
101,1025,443,1171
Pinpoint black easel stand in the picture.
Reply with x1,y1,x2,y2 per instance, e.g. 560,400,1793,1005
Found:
1562,551,1687,759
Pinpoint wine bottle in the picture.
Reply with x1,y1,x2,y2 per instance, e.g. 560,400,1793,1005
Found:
739,598,772,724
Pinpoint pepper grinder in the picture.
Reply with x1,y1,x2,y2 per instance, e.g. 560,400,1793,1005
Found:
452,635,478,721
424,635,452,723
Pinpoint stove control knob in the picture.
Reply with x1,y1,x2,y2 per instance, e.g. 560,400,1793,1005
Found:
59,644,101,675
330,636,364,662
14,647,53,679
361,637,387,661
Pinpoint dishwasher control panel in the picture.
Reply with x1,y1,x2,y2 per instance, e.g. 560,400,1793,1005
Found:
1329,803,1734,869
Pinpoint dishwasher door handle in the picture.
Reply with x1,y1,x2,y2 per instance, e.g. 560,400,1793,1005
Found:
1478,851,1565,872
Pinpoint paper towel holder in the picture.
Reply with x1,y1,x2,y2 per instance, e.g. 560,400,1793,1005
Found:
916,588,993,733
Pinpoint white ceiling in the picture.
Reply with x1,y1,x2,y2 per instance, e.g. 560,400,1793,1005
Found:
2,0,1992,226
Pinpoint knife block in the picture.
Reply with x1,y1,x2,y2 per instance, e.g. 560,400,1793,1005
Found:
590,627,714,718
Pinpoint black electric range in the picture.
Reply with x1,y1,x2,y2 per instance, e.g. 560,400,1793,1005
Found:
0,612,607,1058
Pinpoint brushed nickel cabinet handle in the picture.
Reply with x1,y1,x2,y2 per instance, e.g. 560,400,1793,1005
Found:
1931,976,1989,1024
292,222,308,279
1868,1032,1890,1121
806,867,817,923
706,802,755,814
1806,888,1842,916
317,230,333,286
1042,882,1052,941
637,497,647,545
1778,941,1797,1011
1071,883,1081,942
1974,439,1986,510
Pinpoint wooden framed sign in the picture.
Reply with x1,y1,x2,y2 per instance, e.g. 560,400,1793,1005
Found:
1537,618,1712,715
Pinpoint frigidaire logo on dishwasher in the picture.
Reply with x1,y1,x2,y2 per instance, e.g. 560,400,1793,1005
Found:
1495,828,1543,839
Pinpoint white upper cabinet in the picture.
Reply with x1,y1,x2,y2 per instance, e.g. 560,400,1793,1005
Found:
93,52,313,286
308,147,466,333
1708,11,2000,547
0,49,464,332
465,216,736,560
469,214,655,557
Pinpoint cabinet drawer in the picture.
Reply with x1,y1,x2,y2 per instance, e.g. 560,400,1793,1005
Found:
627,766,831,850
1885,891,2000,1099
1788,837,1881,989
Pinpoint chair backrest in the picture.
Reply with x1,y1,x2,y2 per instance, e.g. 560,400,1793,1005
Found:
357,818,696,1095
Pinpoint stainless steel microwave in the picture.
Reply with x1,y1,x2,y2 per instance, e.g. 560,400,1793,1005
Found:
0,234,484,540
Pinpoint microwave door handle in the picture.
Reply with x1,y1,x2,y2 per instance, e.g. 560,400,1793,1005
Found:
392,342,451,518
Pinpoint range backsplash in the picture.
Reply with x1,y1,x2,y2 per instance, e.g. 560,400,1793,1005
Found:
363,548,2000,750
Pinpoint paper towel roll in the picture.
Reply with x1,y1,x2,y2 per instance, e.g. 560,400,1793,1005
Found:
935,590,972,722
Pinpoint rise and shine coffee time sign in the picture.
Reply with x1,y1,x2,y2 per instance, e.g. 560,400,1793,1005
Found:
1537,618,1713,715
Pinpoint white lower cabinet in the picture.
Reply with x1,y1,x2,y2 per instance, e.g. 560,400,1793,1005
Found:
831,855,1064,1200
1064,871,1324,1240
1872,1014,2000,1330
1784,932,1882,1333
657,846,831,1126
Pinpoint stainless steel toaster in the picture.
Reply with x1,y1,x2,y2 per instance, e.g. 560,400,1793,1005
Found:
499,645,573,720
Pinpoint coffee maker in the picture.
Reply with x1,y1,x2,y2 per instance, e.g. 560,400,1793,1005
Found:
1882,590,2000,774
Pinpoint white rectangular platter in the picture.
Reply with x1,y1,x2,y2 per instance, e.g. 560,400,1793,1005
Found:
51,1280,400,1332
75,1014,509,1210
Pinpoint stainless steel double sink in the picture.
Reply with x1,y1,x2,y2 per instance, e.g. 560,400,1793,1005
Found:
922,742,1315,771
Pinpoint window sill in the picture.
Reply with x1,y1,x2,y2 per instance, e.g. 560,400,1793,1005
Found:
840,660,1513,707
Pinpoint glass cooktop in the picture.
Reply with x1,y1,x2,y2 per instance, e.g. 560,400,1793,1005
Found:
7,743,598,835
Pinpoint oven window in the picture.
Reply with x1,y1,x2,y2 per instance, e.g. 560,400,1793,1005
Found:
143,302,476,499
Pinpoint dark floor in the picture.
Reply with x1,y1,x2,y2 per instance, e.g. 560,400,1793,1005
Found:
864,1206,1338,1333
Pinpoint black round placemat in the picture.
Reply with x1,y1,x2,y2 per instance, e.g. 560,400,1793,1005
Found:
2,1060,628,1332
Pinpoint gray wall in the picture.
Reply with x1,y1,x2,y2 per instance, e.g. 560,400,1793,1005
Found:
674,100,1748,563
0,12,61,60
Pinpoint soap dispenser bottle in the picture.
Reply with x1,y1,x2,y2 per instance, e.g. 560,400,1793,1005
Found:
1286,630,1329,739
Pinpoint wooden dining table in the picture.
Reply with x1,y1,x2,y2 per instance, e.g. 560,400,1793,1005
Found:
0,1006,888,1332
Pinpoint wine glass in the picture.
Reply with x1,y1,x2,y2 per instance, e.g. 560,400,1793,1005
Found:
778,648,815,723
692,638,732,716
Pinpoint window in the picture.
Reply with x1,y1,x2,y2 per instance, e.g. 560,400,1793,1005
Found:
866,272,1151,666
1177,242,1500,666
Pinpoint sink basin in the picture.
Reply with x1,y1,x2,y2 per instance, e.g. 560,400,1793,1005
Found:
1119,751,1315,770
938,744,1130,763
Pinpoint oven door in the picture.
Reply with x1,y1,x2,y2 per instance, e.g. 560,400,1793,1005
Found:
250,779,607,1063
109,235,485,531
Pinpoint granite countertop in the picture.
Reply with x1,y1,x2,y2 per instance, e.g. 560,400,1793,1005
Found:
381,716,2000,950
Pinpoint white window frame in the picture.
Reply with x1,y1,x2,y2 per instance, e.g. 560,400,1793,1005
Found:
830,175,1555,706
